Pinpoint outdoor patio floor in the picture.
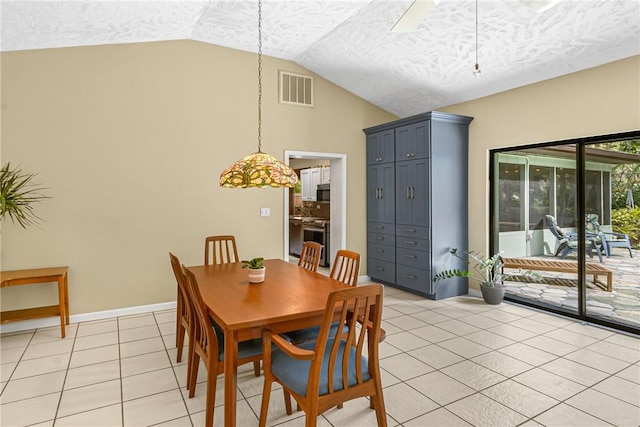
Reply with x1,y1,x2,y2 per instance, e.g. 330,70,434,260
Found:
504,248,640,330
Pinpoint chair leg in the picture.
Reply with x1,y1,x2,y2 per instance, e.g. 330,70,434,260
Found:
176,323,185,363
188,352,200,398
284,390,293,415
204,365,217,427
253,360,261,377
258,378,273,427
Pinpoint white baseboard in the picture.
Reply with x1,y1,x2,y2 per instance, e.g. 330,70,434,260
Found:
0,301,177,335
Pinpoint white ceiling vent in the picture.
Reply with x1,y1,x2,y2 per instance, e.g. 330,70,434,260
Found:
279,71,313,107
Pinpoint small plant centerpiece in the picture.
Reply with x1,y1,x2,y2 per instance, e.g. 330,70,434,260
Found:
241,257,266,283
434,248,540,304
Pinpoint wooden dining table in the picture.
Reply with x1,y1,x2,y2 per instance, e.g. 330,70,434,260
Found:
186,258,350,427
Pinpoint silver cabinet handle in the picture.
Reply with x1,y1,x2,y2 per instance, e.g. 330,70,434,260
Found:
376,236,384,240
406,153,411,157
404,228,416,233
405,241,417,245
375,267,385,271
379,188,382,198
407,187,411,199
374,225,384,229
376,249,384,253
410,187,415,199
405,274,417,279
405,254,417,258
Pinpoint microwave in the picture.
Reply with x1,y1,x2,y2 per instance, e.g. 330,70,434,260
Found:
317,183,330,202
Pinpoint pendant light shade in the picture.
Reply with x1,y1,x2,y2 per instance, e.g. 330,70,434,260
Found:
219,0,298,189
219,151,298,188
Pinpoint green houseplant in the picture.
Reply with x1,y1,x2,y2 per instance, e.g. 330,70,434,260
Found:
434,248,540,304
241,257,265,283
0,162,49,228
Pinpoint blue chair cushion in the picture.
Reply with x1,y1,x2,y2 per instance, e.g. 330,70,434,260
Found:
283,322,347,344
213,323,264,361
271,338,371,397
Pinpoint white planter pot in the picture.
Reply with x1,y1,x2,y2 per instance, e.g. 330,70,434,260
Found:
247,267,266,283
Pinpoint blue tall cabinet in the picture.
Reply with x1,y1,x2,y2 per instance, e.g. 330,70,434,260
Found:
364,111,474,299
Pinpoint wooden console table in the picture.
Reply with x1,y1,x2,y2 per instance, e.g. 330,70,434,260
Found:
1,267,70,338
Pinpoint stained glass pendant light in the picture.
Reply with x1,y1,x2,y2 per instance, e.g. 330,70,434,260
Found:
219,0,298,188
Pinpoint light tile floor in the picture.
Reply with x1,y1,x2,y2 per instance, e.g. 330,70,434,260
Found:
1,286,639,427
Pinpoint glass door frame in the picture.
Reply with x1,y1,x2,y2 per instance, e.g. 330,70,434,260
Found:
489,130,640,335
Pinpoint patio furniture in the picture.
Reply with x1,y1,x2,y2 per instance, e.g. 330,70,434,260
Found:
585,214,633,258
545,215,604,263
502,257,612,292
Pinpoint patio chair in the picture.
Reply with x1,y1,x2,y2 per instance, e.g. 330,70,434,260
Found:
585,214,633,258
544,215,603,263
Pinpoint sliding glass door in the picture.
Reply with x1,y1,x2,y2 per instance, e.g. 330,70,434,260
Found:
491,133,640,333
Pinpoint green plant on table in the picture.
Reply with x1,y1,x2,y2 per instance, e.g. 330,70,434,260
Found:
241,257,264,269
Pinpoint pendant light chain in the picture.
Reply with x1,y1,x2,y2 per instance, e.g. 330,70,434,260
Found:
257,0,263,152
474,0,481,75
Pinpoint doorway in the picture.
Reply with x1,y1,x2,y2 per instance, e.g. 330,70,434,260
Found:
283,151,347,267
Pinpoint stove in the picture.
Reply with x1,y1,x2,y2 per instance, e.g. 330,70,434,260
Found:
301,218,330,267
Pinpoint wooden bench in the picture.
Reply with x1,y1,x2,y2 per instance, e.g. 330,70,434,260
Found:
1,267,70,337
501,258,613,292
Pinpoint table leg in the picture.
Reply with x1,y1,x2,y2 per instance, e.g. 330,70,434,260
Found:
64,272,70,325
57,276,66,338
224,330,238,427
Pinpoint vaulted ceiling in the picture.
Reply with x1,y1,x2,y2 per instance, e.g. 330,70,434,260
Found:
2,0,639,117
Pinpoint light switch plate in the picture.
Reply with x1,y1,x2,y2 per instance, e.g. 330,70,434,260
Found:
260,208,271,217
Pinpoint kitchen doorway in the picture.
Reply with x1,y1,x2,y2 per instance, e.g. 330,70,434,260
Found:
283,151,347,268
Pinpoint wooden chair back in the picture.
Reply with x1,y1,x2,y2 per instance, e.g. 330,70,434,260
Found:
169,253,192,365
298,241,323,272
204,235,239,265
329,249,360,287
259,284,386,427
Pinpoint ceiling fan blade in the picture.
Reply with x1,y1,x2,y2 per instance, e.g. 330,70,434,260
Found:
391,0,440,33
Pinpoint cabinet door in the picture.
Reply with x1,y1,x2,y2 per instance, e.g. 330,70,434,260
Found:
311,169,322,196
367,164,395,224
301,169,312,201
395,159,430,227
396,121,430,161
321,168,330,184
367,130,395,165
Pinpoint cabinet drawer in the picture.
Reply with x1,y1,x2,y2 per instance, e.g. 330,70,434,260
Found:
367,258,395,284
368,222,395,235
396,265,431,293
368,243,395,263
368,232,395,246
396,225,429,239
396,236,429,252
397,248,431,269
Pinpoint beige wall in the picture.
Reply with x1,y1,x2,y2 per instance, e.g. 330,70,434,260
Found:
0,40,395,314
442,55,640,290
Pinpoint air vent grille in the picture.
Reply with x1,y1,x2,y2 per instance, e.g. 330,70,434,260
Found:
279,71,313,107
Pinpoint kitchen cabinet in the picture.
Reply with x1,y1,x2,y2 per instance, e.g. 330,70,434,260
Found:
301,168,321,201
321,167,331,184
364,111,473,300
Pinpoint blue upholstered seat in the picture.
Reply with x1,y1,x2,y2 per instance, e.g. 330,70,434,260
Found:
270,338,371,397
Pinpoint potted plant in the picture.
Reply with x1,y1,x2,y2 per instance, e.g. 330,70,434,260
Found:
241,257,266,283
434,248,540,304
0,162,49,228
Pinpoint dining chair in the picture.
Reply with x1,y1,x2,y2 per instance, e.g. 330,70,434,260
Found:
585,213,633,258
259,284,387,427
204,235,239,265
169,253,194,387
329,249,360,286
182,266,265,427
298,241,323,272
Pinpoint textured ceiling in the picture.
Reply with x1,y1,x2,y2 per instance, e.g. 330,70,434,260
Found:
2,0,639,117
